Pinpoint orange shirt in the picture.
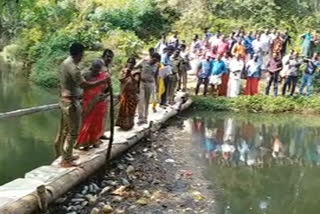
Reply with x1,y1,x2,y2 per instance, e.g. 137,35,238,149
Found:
231,44,246,60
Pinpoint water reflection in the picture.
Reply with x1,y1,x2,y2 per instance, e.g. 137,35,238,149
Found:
191,116,320,167
0,67,58,185
188,113,320,214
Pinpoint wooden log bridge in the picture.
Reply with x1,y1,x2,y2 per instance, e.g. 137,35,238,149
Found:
0,92,192,214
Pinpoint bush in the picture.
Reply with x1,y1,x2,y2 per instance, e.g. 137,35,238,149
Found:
192,95,320,114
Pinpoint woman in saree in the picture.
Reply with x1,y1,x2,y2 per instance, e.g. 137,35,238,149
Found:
116,57,140,130
76,60,109,149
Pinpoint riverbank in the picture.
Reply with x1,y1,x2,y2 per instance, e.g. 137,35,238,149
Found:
48,121,216,214
0,93,192,214
191,95,320,114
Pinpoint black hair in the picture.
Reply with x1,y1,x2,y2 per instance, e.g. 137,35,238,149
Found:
167,45,175,51
70,42,85,57
127,57,136,65
102,49,114,58
148,47,155,53
151,53,161,62
180,44,186,49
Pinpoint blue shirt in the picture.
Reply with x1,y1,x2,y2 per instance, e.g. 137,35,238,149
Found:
246,60,262,78
305,60,320,75
161,53,172,66
198,60,212,78
211,60,226,75
244,36,254,54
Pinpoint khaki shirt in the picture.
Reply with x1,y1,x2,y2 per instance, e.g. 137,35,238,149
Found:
171,56,184,74
137,60,158,83
60,56,84,97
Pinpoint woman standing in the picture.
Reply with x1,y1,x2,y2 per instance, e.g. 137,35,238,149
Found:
76,60,110,149
245,54,262,96
301,30,313,58
116,57,140,130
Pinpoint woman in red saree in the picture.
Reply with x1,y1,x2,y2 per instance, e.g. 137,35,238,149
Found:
116,57,140,130
76,60,109,149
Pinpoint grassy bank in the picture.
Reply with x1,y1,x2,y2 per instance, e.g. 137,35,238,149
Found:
191,95,320,114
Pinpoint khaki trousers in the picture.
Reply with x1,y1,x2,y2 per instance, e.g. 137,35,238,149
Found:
55,100,81,161
168,74,178,103
138,82,154,121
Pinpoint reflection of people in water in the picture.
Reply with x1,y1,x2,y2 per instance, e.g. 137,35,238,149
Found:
193,116,320,168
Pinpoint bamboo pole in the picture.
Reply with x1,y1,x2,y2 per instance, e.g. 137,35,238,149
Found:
0,94,120,120
106,84,114,161
0,104,59,120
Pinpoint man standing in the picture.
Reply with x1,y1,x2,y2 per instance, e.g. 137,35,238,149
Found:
136,53,161,124
282,52,301,96
210,54,226,96
169,31,179,48
168,49,183,104
252,34,263,56
245,54,262,96
178,44,189,92
261,29,272,69
101,49,114,73
228,54,244,97
265,53,282,96
299,53,320,96
216,36,230,58
155,34,167,55
195,53,212,96
56,43,109,167
271,32,284,56
160,46,174,106
281,29,292,57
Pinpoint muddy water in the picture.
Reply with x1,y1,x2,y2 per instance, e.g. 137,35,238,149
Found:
183,111,320,214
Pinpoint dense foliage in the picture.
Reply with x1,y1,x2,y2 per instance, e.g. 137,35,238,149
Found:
1,0,320,87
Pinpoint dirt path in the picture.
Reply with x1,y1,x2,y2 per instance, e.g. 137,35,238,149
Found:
47,118,216,214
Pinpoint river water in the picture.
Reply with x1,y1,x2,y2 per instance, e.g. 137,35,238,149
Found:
0,67,58,185
182,111,320,214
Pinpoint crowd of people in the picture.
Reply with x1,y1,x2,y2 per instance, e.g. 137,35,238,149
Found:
192,117,320,167
55,39,190,167
185,28,320,97
55,27,320,167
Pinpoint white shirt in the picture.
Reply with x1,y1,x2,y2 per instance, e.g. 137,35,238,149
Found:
209,36,221,47
261,33,272,52
252,39,264,54
229,58,244,72
229,58,244,80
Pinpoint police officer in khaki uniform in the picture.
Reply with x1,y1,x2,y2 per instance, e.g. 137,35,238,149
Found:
56,43,109,167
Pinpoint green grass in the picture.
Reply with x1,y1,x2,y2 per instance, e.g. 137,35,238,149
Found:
191,95,320,114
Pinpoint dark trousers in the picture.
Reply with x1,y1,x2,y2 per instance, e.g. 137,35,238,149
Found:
160,76,170,105
265,72,279,96
195,77,209,96
282,76,298,96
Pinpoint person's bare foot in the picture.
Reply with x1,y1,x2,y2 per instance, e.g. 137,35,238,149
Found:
60,160,78,168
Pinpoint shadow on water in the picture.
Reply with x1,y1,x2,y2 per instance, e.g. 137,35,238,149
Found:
184,111,320,214
0,60,59,185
